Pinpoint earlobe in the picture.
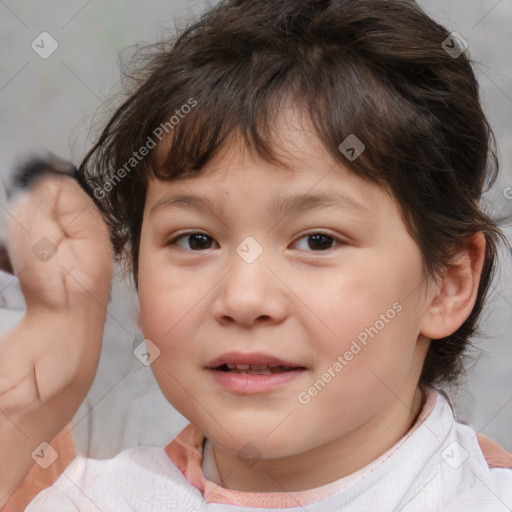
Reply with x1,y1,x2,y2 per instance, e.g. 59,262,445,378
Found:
420,232,486,340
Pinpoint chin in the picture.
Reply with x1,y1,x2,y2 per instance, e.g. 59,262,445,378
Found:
204,420,308,458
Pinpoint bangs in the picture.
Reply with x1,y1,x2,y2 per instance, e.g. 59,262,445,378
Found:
128,43,406,194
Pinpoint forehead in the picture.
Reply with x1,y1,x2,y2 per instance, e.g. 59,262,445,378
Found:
146,109,397,224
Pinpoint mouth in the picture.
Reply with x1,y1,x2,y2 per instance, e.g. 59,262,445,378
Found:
215,363,301,375
206,352,306,373
205,352,307,393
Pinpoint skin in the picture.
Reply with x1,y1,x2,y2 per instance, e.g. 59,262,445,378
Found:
137,113,486,492
0,175,112,506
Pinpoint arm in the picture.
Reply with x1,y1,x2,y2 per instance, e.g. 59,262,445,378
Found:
0,165,113,507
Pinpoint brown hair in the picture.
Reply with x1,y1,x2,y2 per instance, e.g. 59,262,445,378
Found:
0,244,13,274
76,0,510,387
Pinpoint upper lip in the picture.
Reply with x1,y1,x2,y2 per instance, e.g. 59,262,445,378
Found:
206,351,304,369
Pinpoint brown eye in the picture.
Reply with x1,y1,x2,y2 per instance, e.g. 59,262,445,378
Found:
168,232,218,250
293,232,342,251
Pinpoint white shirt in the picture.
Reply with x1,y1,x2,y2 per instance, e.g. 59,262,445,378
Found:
26,389,512,511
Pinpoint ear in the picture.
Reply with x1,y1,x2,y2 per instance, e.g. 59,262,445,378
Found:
420,232,486,340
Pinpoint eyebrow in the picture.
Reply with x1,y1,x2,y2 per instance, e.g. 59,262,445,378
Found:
149,191,375,221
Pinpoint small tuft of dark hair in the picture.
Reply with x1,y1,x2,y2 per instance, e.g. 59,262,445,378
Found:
10,154,78,193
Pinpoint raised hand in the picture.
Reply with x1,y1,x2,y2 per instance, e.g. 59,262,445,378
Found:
0,157,113,506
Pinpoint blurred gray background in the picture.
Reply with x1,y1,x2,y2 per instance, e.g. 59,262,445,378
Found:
0,0,511,456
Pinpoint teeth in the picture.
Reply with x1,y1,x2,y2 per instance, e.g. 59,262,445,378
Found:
221,363,293,374
226,363,285,370
247,368,273,375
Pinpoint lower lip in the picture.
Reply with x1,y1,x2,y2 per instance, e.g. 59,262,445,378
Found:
206,368,305,394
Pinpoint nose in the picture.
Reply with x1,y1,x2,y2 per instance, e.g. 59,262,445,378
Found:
211,247,288,328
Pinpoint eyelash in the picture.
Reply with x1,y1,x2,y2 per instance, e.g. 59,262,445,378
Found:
166,231,344,252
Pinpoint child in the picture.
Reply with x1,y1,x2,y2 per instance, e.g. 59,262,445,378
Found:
2,0,512,510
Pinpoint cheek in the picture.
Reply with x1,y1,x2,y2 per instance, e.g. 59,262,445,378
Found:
138,274,203,407
137,246,198,338
137,262,215,374
313,267,394,348
139,284,198,353
314,255,423,378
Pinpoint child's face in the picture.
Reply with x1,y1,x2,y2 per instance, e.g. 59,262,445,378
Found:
138,115,434,462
